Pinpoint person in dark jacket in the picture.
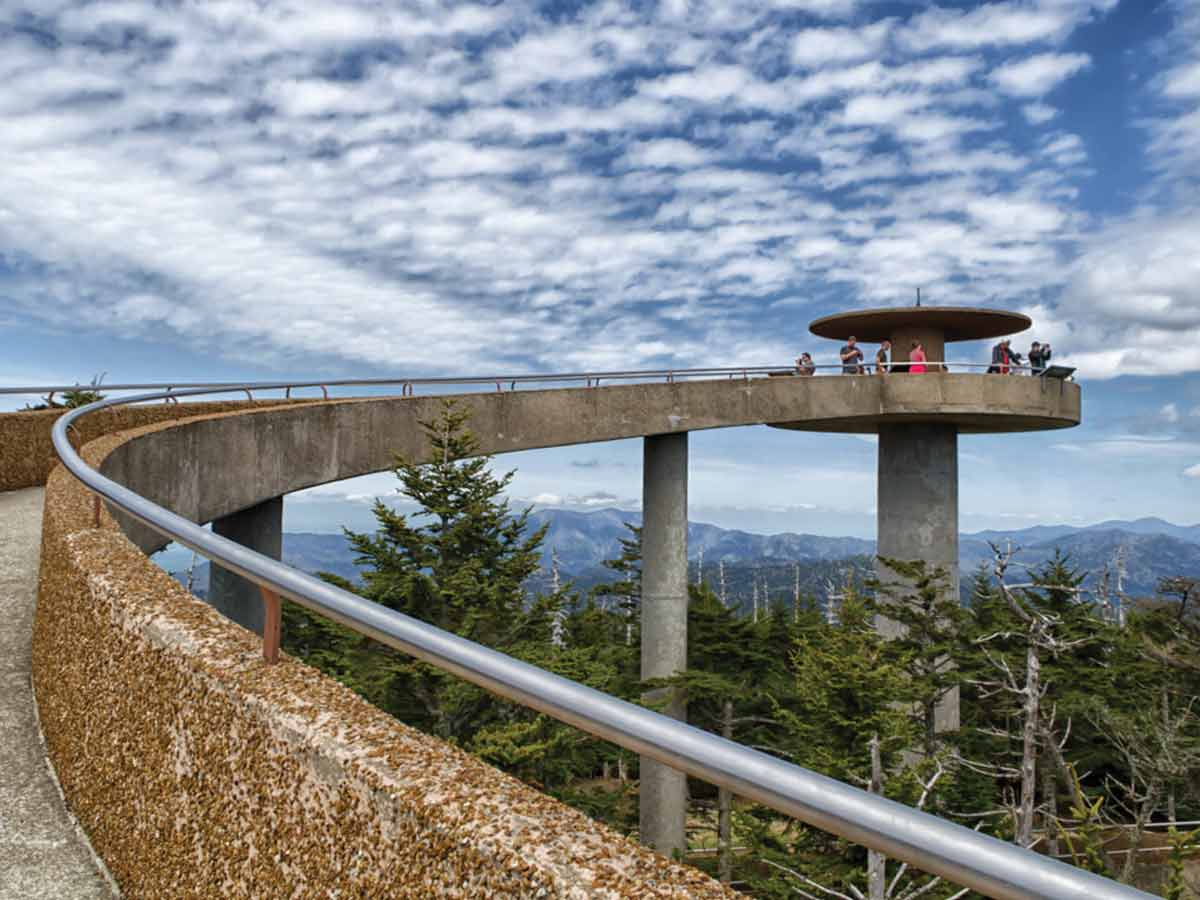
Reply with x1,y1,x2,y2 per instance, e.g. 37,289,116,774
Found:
1028,341,1052,375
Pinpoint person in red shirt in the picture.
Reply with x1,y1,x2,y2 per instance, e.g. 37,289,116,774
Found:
909,340,927,373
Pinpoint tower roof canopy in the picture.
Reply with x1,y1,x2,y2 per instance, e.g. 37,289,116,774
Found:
808,306,1031,343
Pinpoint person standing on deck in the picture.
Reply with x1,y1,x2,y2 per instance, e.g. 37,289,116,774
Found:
909,341,927,373
1028,341,1051,375
840,336,865,374
989,339,1011,374
875,340,892,374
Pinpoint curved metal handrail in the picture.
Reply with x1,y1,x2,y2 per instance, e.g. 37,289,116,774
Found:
0,360,1059,398
47,378,1137,900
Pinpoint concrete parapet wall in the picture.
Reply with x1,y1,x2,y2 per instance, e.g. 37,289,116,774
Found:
0,400,306,492
33,412,735,898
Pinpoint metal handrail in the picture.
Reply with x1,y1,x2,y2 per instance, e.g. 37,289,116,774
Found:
47,379,1138,900
0,361,1058,398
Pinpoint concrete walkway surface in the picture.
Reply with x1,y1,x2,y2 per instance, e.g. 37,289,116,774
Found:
0,488,114,899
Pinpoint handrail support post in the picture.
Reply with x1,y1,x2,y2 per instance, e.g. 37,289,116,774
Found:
260,587,281,664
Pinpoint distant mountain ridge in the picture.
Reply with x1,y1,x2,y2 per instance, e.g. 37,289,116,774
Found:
526,507,875,573
160,508,1200,603
965,516,1200,547
531,508,1200,596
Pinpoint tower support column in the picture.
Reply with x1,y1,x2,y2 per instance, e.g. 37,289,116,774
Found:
640,432,688,857
208,497,283,636
876,423,960,732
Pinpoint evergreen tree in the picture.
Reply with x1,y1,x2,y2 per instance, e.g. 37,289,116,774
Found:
283,400,549,745
592,523,643,649
23,374,106,410
666,581,785,882
740,589,920,898
873,558,967,753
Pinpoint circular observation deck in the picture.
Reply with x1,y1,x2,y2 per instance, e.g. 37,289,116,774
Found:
809,306,1031,365
766,372,1080,435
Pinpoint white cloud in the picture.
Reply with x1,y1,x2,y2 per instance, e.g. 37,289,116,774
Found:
900,3,1078,51
1165,61,1200,98
791,21,891,68
1040,132,1088,167
990,53,1091,97
643,65,754,104
1052,437,1200,459
768,0,862,17
483,27,622,95
1185,463,1200,479
622,138,711,169
842,92,931,126
1023,102,1059,124
966,196,1066,233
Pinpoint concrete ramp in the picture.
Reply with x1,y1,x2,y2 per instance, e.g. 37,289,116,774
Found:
0,488,112,899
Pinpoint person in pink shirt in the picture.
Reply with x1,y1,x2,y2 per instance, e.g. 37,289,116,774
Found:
908,340,927,373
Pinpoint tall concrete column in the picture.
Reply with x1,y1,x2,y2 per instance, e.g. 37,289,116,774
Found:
640,432,689,858
876,423,959,731
208,497,282,636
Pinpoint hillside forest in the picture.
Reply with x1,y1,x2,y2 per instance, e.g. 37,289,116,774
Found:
278,401,1200,898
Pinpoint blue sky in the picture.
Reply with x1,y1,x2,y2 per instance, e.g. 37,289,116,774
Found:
2,0,1199,536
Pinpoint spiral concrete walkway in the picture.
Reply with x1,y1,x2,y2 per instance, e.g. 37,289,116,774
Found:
0,488,112,899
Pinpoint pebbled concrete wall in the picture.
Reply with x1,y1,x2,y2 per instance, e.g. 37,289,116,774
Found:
33,412,737,899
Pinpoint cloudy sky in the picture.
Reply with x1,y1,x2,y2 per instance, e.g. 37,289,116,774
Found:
2,0,1199,536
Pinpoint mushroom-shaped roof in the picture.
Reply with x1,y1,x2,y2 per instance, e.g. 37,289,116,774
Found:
809,306,1031,343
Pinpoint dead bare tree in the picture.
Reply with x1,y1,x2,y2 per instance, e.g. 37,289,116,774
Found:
550,549,565,648
1090,694,1200,882
967,542,1089,848
794,562,802,623
824,569,854,626
1158,576,1199,624
1113,545,1128,628
766,747,969,900
185,551,199,594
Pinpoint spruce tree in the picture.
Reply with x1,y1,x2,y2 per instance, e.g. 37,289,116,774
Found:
284,400,548,745
873,558,967,753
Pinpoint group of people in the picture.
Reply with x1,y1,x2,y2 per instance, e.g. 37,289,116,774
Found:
794,336,1053,376
794,336,927,376
988,339,1052,375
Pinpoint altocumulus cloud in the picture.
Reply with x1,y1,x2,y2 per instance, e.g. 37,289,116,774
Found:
0,0,1195,378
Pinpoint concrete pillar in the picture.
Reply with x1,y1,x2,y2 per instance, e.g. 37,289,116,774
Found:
876,424,960,732
640,432,689,858
208,497,282,636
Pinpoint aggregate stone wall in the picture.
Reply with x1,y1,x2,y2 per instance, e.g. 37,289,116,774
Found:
32,413,736,899
0,400,305,492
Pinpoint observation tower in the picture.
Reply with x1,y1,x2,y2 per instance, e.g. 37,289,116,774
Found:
786,306,1079,701
10,306,1084,874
